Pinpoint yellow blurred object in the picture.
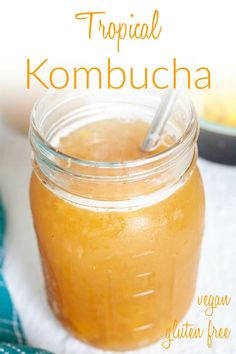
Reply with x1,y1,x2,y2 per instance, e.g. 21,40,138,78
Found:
203,88,236,127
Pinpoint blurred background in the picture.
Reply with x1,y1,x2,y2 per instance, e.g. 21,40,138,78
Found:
1,0,236,133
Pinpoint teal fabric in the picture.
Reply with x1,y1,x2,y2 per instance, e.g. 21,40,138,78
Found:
0,343,51,354
0,199,52,354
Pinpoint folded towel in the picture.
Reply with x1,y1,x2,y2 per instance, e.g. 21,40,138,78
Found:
0,198,52,354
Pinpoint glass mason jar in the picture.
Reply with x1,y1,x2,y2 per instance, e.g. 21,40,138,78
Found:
29,90,205,351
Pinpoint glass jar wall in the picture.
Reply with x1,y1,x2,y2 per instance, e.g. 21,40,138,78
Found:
29,90,205,351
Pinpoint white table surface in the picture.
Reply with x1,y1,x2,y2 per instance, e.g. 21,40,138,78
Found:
0,119,236,354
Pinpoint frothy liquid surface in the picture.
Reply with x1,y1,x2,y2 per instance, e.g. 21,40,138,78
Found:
30,117,204,350
58,119,174,162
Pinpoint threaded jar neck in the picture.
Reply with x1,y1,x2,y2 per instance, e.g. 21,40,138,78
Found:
30,90,199,209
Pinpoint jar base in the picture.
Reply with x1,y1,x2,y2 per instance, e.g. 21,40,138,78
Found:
47,293,195,352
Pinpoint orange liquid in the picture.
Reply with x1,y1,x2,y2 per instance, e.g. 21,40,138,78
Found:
30,119,205,350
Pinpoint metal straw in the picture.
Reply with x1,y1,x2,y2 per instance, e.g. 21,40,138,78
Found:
141,88,181,152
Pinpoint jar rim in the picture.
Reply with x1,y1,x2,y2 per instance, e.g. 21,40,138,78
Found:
30,89,199,170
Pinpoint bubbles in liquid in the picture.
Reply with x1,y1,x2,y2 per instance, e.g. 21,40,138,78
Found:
30,113,204,351
58,118,177,162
